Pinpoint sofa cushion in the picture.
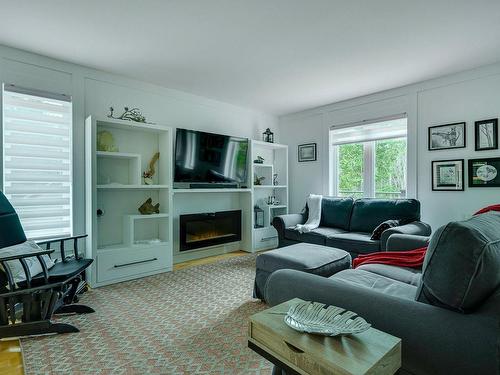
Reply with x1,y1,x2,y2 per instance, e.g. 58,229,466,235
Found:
256,243,351,274
319,196,354,231
284,226,347,245
349,198,420,233
325,232,380,255
416,212,500,312
0,241,55,283
357,263,421,286
331,268,417,300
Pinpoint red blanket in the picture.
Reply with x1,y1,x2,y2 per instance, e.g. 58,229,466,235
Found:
353,205,499,269
353,247,427,269
474,204,500,215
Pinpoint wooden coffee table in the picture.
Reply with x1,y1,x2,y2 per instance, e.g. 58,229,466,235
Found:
248,298,401,375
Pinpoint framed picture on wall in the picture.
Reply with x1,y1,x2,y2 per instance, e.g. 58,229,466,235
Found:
432,159,464,191
428,122,466,151
468,157,500,187
474,119,498,151
298,143,317,162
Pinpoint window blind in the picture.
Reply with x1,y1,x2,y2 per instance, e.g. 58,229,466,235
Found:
2,85,73,240
331,116,407,145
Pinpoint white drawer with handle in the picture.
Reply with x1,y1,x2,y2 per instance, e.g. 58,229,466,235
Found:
97,245,170,284
254,227,278,250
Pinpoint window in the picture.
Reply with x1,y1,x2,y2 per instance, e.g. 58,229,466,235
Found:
330,116,407,199
2,84,73,240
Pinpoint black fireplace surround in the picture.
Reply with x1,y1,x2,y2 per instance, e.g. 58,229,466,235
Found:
179,210,242,251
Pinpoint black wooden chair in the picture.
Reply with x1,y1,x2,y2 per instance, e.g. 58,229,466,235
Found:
0,192,94,338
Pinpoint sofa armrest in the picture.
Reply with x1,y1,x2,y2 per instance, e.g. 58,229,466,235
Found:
272,214,305,240
265,269,498,375
385,233,431,252
380,221,431,250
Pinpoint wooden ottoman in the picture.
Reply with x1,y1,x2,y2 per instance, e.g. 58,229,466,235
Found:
253,243,351,301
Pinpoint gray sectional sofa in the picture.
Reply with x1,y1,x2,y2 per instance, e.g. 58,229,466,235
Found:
273,197,431,259
266,212,500,375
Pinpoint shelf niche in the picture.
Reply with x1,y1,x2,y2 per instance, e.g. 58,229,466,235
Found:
124,213,170,247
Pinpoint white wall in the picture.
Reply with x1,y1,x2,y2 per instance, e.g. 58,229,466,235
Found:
0,45,278,238
280,62,500,230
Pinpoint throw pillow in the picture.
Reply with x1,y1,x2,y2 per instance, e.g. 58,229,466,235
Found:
0,241,55,283
370,219,400,240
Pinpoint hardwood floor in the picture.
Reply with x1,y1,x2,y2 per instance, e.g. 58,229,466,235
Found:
0,250,249,374
0,339,23,375
173,250,248,270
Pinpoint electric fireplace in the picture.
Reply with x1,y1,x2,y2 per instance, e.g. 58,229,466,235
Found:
179,210,242,251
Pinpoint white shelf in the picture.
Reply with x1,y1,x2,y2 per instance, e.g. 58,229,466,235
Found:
131,241,169,248
253,163,274,168
173,188,251,193
268,205,287,209
97,241,169,252
252,140,288,149
96,151,141,159
97,184,170,189
253,185,287,189
125,213,169,220
95,116,172,133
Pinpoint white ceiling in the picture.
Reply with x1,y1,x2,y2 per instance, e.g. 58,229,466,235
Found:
1,1,500,115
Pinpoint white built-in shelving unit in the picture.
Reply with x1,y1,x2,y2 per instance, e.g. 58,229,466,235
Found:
250,140,289,252
85,116,173,287
85,122,287,279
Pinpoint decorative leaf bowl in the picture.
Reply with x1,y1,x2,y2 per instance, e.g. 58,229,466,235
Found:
284,301,371,336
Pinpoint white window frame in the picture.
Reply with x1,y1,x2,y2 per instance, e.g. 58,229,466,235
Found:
330,114,408,198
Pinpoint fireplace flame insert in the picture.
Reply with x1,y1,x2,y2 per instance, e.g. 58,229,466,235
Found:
179,210,242,251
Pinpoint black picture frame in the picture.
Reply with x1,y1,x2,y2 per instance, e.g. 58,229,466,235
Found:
474,119,498,151
468,157,500,187
298,143,317,162
431,159,464,191
428,122,466,151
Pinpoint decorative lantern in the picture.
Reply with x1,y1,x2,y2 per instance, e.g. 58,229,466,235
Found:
254,205,265,228
262,128,274,143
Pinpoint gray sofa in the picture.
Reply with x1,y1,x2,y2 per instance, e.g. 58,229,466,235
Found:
273,197,431,259
266,212,500,375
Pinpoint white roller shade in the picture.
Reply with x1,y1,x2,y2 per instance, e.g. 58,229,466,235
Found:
331,116,407,145
2,85,72,240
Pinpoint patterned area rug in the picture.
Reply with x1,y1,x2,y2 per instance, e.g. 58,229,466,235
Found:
21,255,273,374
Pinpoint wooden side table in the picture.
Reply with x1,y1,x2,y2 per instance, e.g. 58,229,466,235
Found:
248,298,401,375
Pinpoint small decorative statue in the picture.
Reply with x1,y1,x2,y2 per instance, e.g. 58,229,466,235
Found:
254,175,265,186
108,106,154,124
97,130,119,152
273,173,279,186
254,156,264,164
143,152,160,185
138,198,160,215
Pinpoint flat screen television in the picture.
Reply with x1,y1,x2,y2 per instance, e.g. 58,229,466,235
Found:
174,128,249,187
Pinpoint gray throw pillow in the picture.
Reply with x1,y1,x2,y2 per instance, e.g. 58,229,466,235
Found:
416,212,500,312
370,219,401,240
